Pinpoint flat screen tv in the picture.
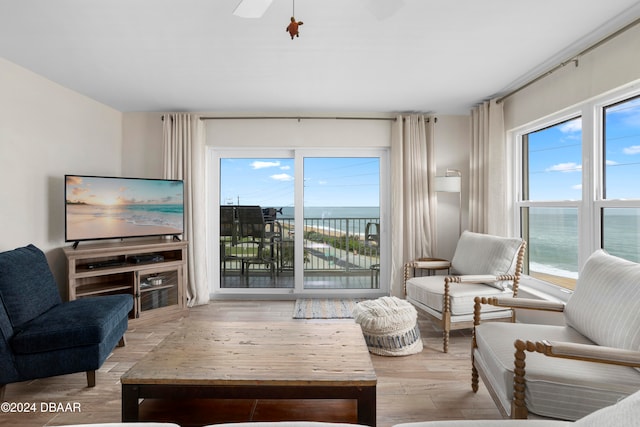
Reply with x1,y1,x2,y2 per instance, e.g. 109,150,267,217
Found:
65,175,184,243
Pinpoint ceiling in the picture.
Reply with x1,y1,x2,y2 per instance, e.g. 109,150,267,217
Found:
1,0,640,115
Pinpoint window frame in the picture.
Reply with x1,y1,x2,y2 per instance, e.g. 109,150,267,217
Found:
512,83,640,296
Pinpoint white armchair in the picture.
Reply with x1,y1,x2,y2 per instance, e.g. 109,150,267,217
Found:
471,249,640,420
404,231,526,352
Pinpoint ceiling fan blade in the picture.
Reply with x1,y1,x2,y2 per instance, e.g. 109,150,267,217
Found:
367,0,405,20
233,0,273,18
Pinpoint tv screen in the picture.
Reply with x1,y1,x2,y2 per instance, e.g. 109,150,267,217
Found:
65,175,184,243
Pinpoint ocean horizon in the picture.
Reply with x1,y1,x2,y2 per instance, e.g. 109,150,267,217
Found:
277,206,638,279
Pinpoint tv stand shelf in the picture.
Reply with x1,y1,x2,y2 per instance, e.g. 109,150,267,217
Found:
64,239,188,326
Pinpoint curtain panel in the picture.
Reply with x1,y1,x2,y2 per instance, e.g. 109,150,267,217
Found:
162,113,209,306
390,114,437,297
469,99,508,236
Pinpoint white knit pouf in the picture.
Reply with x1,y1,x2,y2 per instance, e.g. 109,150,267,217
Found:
352,296,423,356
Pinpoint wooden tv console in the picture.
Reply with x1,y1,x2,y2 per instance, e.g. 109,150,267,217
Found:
63,239,188,326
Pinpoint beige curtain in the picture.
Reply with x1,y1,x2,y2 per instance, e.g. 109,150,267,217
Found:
162,113,209,306
469,99,507,236
390,114,437,297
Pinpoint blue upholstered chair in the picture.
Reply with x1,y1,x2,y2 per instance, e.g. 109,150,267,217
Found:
0,244,133,399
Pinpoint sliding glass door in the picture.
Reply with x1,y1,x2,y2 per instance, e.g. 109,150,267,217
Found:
213,149,387,295
302,157,381,290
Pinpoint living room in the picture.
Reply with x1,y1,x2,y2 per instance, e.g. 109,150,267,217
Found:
1,1,640,426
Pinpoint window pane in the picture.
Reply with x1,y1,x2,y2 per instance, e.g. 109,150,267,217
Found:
303,157,380,290
521,207,578,289
219,158,294,289
524,118,582,201
604,96,640,200
602,208,640,263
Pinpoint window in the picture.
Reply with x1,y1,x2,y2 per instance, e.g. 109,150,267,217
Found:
600,96,640,263
519,118,582,288
515,91,640,290
302,157,381,290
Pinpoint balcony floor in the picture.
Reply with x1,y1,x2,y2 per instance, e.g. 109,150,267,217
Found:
221,270,378,289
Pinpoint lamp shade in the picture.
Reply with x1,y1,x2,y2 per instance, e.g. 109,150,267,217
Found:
434,176,461,193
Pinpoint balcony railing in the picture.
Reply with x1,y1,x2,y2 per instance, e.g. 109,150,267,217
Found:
220,216,380,274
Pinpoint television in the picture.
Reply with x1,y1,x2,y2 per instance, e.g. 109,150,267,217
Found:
65,175,184,244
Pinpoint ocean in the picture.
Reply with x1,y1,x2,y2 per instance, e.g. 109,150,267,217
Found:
527,207,639,278
276,206,380,236
69,203,184,229
274,206,639,278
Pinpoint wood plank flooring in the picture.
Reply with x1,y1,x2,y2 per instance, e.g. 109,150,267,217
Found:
1,300,502,427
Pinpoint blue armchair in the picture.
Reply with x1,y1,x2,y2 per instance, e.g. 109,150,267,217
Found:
0,244,133,399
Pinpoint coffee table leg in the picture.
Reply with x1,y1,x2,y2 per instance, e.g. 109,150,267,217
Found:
357,386,377,427
121,384,139,422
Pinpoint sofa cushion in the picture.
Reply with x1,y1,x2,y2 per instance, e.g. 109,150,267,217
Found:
406,275,512,316
10,294,133,354
574,389,640,427
450,231,523,290
0,244,62,327
565,249,640,351
474,322,640,420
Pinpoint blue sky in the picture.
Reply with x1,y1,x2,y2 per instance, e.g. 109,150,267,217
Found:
66,175,183,206
527,96,640,201
220,157,380,207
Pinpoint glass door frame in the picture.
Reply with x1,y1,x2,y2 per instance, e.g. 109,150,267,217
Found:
208,147,390,298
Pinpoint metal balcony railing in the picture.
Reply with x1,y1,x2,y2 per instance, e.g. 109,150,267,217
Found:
220,216,380,274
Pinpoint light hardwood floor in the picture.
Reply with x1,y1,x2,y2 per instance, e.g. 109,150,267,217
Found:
1,300,502,427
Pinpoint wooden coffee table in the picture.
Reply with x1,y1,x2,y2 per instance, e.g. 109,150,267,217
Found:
121,320,377,426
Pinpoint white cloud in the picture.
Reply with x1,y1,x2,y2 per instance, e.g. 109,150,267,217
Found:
280,165,291,170
623,145,640,155
270,173,294,181
318,180,328,185
572,184,582,190
606,160,619,165
546,162,581,173
251,161,280,169
559,119,582,133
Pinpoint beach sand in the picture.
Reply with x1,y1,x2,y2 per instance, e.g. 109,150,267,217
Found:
67,215,181,241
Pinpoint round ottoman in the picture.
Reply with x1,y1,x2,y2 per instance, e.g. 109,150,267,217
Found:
352,296,423,356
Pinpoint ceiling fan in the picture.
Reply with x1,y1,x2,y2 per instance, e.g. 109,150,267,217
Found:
232,0,405,20
233,0,273,19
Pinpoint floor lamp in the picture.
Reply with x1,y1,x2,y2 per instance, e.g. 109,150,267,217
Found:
434,169,462,237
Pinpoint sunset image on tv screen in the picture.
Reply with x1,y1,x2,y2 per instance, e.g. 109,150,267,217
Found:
65,175,184,242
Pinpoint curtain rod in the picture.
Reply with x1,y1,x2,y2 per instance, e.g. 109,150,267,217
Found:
198,116,397,121
496,16,640,104
163,115,434,122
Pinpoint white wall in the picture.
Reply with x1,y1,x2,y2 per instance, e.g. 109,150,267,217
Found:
121,112,164,178
0,58,122,291
204,115,393,148
434,115,469,259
